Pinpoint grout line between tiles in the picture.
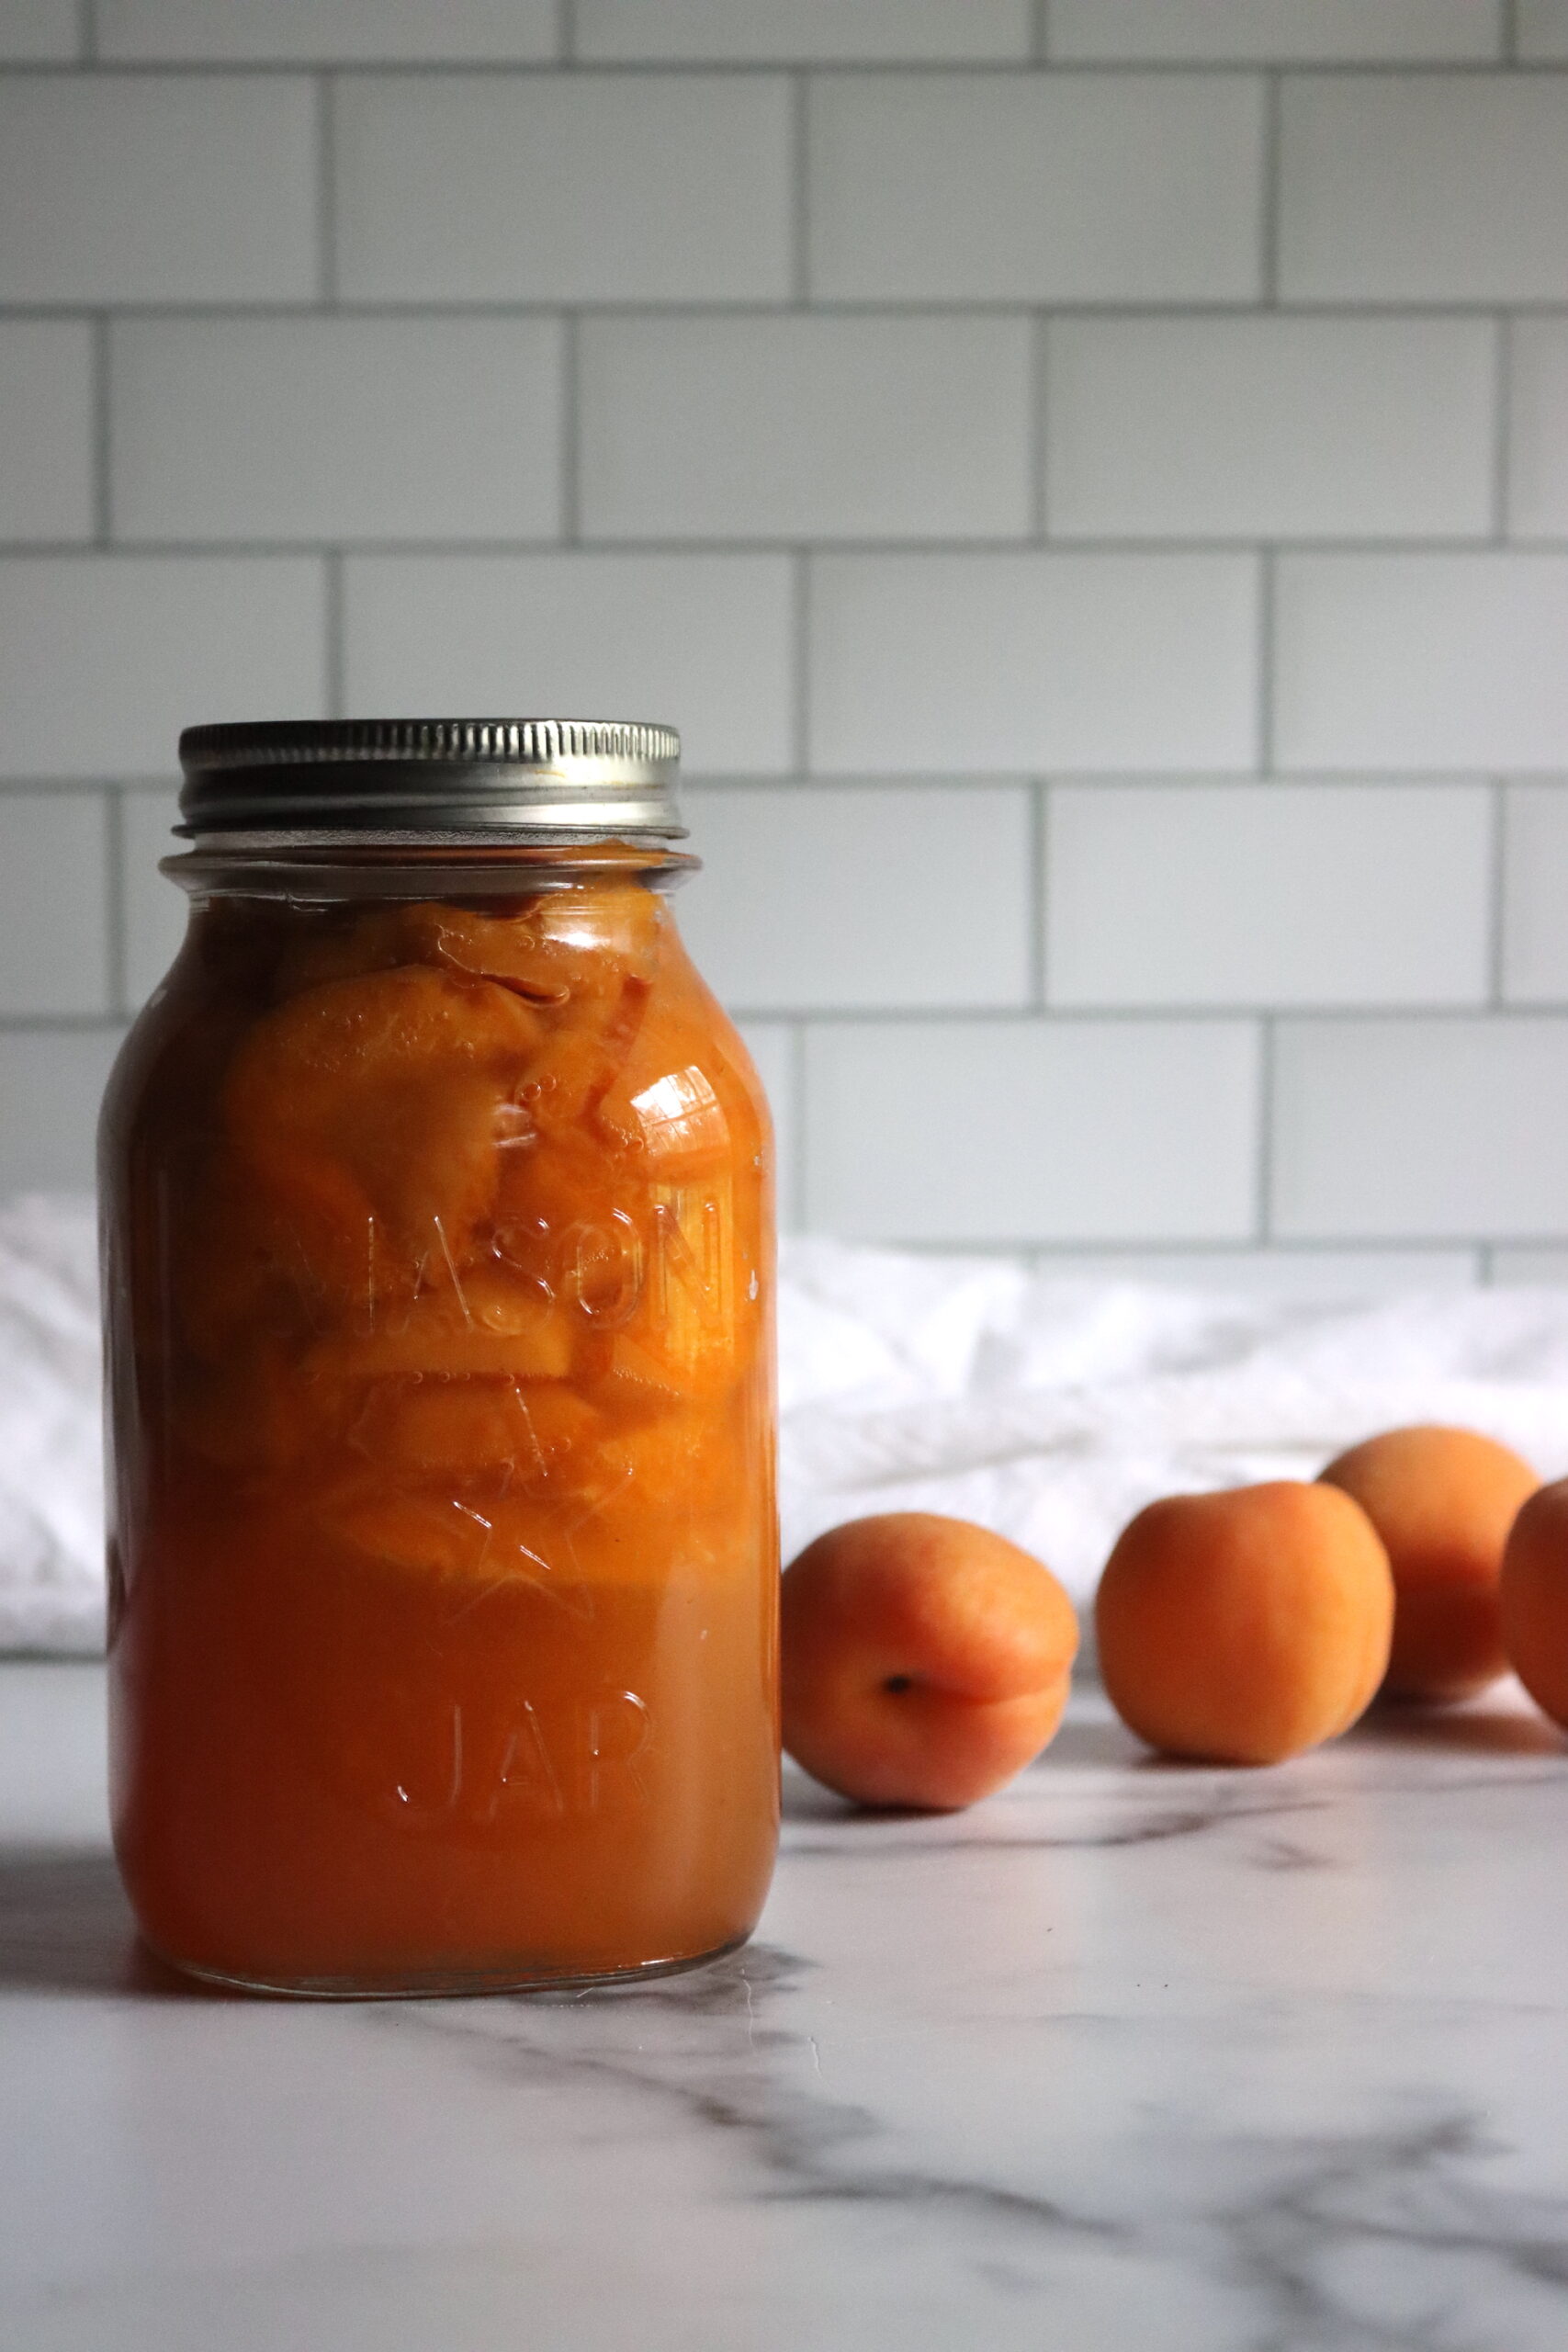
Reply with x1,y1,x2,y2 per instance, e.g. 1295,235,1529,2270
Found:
790,73,810,306
1492,312,1513,540
560,313,581,542
0,779,138,797
1259,71,1281,305
644,772,1544,798
104,786,127,1016
1503,0,1520,63
1024,1240,1491,1263
0,770,1562,798
1031,779,1049,1009
770,1233,1508,1263
791,552,811,775
10,532,1566,560
0,58,1547,76
1255,1016,1275,1240
1032,0,1050,65
1488,777,1508,1007
0,1012,130,1035
316,75,337,305
323,550,345,717
77,0,96,62
4,300,1568,324
708,1001,1557,1025
1256,548,1275,771
790,1020,808,1235
559,0,576,66
1031,313,1049,539
793,1235,1461,1262
91,313,111,545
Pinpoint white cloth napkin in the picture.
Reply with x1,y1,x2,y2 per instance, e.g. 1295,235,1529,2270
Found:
777,1241,1568,1616
6,1198,1568,1655
0,1195,103,1654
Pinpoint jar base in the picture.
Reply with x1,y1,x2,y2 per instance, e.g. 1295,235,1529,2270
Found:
147,1928,754,2002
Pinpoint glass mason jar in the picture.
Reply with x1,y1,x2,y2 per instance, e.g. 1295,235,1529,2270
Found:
100,719,779,1996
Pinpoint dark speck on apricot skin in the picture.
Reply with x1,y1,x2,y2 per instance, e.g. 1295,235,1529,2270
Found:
883,1674,914,1695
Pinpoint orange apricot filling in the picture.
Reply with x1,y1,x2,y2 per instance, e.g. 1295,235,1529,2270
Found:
103,865,778,1993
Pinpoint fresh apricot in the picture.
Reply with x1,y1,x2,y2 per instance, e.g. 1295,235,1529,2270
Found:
1500,1479,1568,1731
1095,1482,1393,1766
1318,1425,1539,1703
780,1512,1078,1811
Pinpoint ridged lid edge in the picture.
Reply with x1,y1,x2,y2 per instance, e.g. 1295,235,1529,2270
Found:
176,717,683,839
180,718,680,775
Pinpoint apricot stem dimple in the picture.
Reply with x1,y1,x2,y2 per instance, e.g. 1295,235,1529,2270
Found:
782,1512,1079,1808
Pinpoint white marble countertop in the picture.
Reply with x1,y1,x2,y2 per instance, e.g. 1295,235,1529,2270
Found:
5,1660,1568,2350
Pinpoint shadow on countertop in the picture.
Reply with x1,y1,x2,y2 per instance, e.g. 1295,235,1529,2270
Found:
1351,1697,1568,1758
0,1848,206,1998
10,1692,1562,1995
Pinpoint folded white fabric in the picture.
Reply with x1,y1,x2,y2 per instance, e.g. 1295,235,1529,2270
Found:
7,1197,1568,1656
778,1242,1568,1618
0,1195,103,1654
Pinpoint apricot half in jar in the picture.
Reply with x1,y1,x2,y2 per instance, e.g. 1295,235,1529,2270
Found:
1095,1482,1393,1766
222,964,543,1298
1318,1424,1539,1704
781,1512,1079,1811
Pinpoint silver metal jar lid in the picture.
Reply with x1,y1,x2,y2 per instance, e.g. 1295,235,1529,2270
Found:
176,718,684,839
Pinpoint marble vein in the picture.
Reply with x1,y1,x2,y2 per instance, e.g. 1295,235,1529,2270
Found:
5,1669,1568,2350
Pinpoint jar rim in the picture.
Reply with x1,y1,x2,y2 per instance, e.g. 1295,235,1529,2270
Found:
163,836,698,900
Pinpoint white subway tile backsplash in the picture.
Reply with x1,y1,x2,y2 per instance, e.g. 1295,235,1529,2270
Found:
336,74,792,303
1502,784,1568,1004
0,36,1560,1255
110,317,563,545
806,1017,1259,1242
577,0,1030,61
679,783,1032,1012
0,1027,126,1192
733,1020,797,1229
0,795,109,1015
98,0,558,59
1507,321,1568,541
580,316,1032,544
1045,317,1495,542
344,554,793,775
1037,1247,1482,1292
0,76,318,304
0,322,93,543
1490,1247,1568,1282
1279,74,1568,301
808,73,1266,302
120,786,185,1009
1517,3,1568,60
809,553,1258,774
1045,782,1491,1009
1049,1,1501,61
1272,1016,1568,1237
0,558,326,779
1274,556,1568,772
0,1,78,59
